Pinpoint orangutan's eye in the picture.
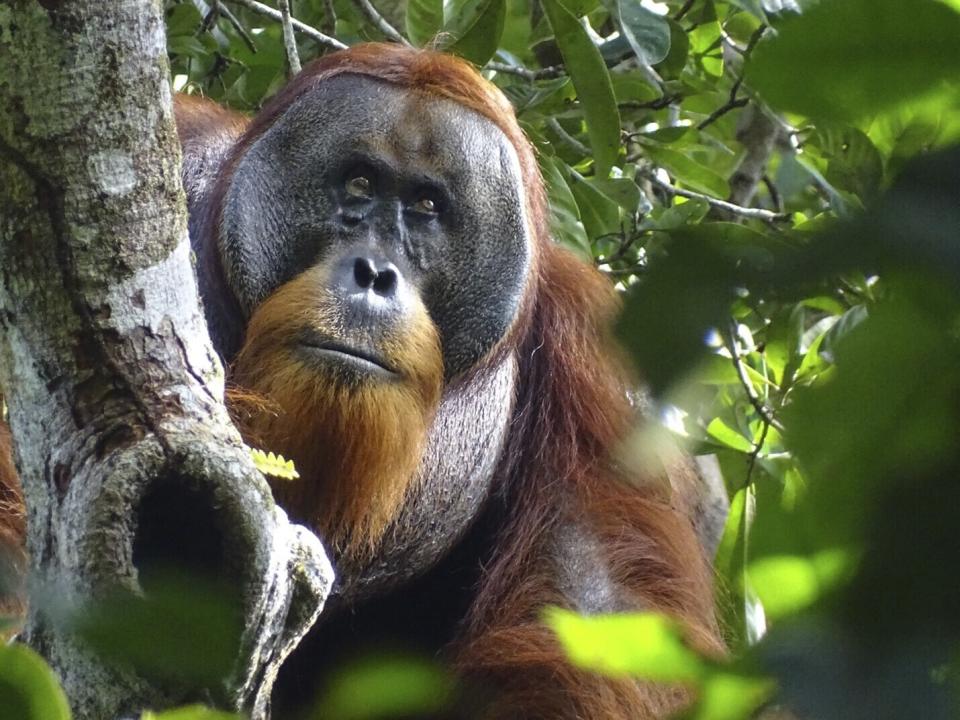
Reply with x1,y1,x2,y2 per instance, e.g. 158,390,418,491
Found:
345,174,373,198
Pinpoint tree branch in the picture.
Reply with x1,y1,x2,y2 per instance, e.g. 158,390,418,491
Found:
723,321,785,434
350,0,411,45
637,169,791,222
278,0,302,76
224,0,347,50
486,62,565,80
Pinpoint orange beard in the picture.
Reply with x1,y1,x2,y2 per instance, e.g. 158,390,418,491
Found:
227,265,443,561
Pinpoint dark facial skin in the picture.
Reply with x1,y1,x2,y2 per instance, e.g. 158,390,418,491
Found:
221,73,532,379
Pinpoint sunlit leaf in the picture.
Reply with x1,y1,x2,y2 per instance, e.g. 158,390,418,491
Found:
141,706,241,720
546,608,707,681
0,644,71,720
748,549,854,619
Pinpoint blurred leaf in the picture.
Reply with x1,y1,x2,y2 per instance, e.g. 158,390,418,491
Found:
72,573,243,690
541,0,621,176
747,0,960,123
313,655,455,720
546,608,707,681
617,236,735,395
748,549,853,619
142,706,241,720
443,0,507,65
686,670,774,720
617,0,671,66
0,644,71,720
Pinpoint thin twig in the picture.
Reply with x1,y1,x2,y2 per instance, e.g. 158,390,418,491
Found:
636,169,791,222
620,93,681,112
321,0,336,34
723,320,785,434
762,174,783,213
202,0,257,53
697,88,748,130
547,118,590,157
224,0,347,50
351,0,411,45
278,0,302,76
673,0,697,21
485,62,565,80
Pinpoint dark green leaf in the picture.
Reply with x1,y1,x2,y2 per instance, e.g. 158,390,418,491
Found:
617,0,671,66
568,170,621,239
541,0,621,177
541,157,592,258
810,126,884,203
643,145,730,197
313,655,455,719
72,572,243,690
443,0,507,65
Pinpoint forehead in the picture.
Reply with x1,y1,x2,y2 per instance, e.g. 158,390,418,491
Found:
267,73,522,188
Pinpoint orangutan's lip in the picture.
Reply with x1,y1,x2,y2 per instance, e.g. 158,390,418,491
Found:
298,336,397,377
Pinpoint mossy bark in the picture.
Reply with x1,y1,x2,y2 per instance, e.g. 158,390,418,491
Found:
0,3,332,718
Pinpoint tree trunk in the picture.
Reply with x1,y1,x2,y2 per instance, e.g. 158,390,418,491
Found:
0,2,332,718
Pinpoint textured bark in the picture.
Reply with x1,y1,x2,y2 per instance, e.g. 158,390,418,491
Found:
0,2,332,718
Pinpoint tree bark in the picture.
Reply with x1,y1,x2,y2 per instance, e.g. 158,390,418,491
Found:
0,2,333,718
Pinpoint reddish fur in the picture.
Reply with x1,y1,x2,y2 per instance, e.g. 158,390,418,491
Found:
216,44,722,717
228,264,443,558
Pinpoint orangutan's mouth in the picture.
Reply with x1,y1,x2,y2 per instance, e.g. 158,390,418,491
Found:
298,334,397,377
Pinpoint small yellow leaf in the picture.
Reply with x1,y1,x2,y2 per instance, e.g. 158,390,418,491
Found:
247,445,300,481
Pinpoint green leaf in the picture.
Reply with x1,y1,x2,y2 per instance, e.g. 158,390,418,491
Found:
689,671,775,720
546,608,707,681
541,157,592,259
406,0,443,47
568,170,621,239
166,3,203,37
810,125,884,203
0,644,71,720
592,176,644,214
726,0,767,18
655,18,689,79
748,549,853,619
706,417,755,453
643,145,730,197
313,655,455,719
747,0,960,123
443,0,507,65
617,0,671,66
73,573,243,689
541,0,621,177
142,706,241,720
